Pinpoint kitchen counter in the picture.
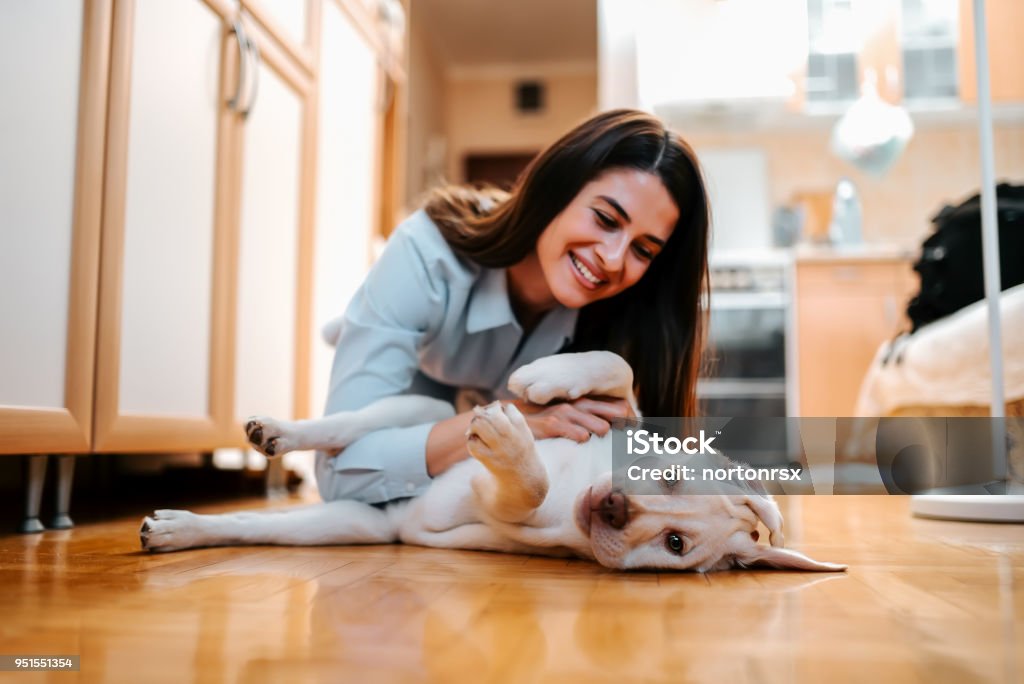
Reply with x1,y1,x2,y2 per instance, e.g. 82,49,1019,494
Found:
794,242,918,263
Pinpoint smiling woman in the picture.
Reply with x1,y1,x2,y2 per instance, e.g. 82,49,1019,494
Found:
521,169,678,311
317,109,711,506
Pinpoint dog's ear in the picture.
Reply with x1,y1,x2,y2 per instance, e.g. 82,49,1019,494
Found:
742,495,784,547
733,544,847,572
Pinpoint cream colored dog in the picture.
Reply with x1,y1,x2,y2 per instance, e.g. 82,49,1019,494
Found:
140,352,845,572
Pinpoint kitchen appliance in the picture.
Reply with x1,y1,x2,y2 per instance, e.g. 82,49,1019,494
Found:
701,253,792,418
700,253,795,469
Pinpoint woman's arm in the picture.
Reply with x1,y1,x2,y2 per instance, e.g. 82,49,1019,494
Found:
318,218,451,503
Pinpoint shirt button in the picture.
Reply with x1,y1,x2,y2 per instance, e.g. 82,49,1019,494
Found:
406,482,416,493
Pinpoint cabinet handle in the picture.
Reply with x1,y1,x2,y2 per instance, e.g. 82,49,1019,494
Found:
227,19,249,114
242,28,260,118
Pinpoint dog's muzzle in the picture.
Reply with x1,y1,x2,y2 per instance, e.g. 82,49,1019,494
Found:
596,490,629,530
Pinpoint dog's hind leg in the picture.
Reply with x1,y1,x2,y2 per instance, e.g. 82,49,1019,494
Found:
245,395,455,457
140,500,401,552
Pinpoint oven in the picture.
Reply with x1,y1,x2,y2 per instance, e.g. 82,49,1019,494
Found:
700,255,791,418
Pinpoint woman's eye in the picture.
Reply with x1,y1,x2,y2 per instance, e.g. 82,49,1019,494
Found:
666,533,686,555
632,243,654,260
592,209,617,229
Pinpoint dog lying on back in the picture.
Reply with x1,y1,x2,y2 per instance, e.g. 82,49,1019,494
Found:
140,352,845,572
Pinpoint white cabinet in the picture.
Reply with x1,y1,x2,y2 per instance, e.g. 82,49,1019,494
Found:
233,44,310,424
307,0,381,415
242,0,315,72
93,0,236,451
634,0,807,112
1,0,402,457
0,0,404,530
0,0,109,453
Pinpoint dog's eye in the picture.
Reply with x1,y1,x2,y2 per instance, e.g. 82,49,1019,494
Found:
666,533,686,555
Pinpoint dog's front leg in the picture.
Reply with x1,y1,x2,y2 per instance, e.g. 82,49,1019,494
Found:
508,351,636,411
466,402,548,524
245,395,455,457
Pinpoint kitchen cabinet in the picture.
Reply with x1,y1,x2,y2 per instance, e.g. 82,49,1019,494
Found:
308,0,384,414
1,0,404,528
232,19,315,428
93,0,239,452
241,0,315,72
803,0,1024,107
794,254,917,417
0,0,110,454
956,0,1024,103
95,0,392,451
635,0,806,111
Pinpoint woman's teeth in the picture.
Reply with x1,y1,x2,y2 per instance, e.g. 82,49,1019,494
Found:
570,253,603,285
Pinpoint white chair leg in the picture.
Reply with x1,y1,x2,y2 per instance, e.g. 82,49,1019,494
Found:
19,454,47,534
50,455,75,529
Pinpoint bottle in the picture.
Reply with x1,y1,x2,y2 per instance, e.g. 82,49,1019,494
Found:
829,177,863,245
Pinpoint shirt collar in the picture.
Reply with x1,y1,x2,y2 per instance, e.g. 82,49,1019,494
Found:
466,268,578,346
466,268,517,333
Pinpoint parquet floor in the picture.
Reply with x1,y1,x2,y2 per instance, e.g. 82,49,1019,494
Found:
1,496,1022,683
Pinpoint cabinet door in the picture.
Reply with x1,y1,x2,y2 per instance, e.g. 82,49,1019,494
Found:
795,261,916,417
242,0,315,71
93,0,236,451
308,0,381,416
0,0,109,454
958,0,1024,103
232,31,314,427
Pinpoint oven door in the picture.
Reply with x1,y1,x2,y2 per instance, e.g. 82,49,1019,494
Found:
701,290,788,416
698,380,787,417
705,291,787,379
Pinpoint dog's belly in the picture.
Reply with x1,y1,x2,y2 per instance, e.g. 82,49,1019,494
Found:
396,435,612,557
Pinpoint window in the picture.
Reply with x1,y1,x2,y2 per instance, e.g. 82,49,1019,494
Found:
900,0,959,100
806,0,860,103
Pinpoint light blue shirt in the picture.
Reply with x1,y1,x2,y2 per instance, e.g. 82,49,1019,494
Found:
316,210,578,504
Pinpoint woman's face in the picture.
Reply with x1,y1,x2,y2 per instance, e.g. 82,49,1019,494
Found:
535,168,679,309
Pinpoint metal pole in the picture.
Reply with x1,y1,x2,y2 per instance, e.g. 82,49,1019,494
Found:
970,0,1010,489
911,0,1022,520
971,0,1006,420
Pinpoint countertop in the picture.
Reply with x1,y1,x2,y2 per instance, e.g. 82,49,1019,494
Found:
794,242,918,263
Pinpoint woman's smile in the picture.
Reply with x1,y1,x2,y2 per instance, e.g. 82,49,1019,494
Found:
569,251,607,289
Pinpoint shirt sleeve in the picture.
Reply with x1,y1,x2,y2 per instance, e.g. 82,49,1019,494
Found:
318,221,453,504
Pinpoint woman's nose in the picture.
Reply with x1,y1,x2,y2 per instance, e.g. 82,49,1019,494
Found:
595,233,628,272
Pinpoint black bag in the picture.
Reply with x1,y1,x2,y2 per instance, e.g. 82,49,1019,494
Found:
907,182,1024,332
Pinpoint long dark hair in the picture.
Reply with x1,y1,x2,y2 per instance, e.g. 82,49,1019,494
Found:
425,109,711,417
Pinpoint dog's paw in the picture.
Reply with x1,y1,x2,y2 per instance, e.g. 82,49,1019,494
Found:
508,351,633,404
508,359,586,404
466,401,535,471
140,509,208,552
244,416,294,457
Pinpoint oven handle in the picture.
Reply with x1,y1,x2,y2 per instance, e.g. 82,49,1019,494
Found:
697,379,787,397
709,291,788,310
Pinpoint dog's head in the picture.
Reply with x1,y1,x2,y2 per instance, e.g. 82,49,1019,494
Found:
574,473,845,572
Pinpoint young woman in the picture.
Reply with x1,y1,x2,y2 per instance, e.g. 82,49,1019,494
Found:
317,109,711,504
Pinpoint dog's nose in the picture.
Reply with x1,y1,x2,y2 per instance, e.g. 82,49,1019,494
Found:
597,490,629,529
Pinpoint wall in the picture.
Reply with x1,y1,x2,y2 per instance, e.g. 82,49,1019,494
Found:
404,4,448,213
444,64,598,182
684,119,1024,246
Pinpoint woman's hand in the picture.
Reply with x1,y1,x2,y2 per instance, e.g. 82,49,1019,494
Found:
508,396,635,443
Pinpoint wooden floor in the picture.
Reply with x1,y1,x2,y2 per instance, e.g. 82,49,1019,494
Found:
1,496,1022,683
